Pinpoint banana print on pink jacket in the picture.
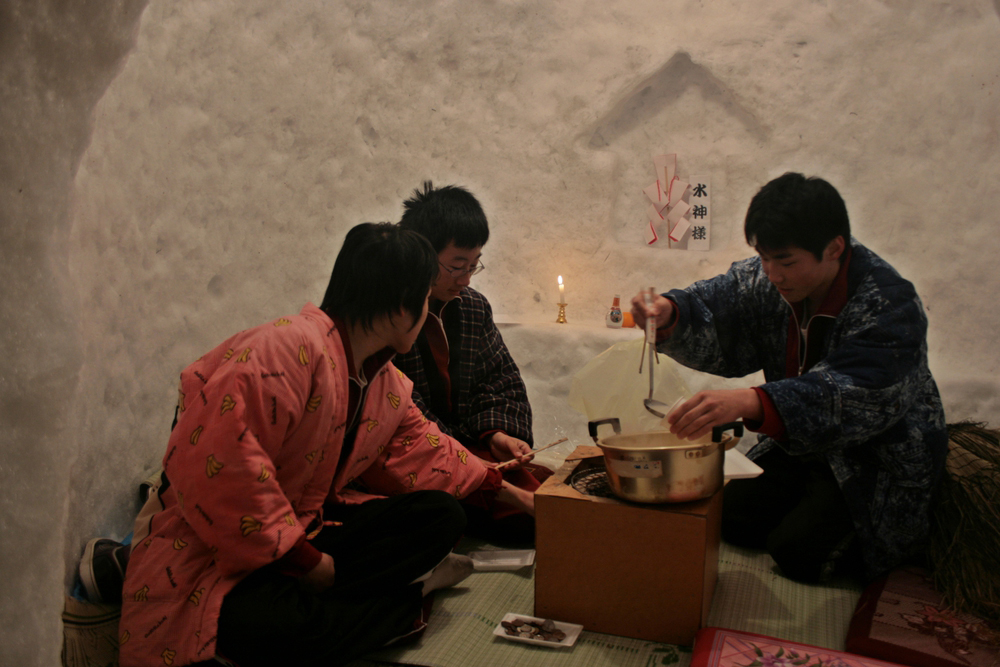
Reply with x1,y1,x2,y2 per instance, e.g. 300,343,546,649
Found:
118,304,489,667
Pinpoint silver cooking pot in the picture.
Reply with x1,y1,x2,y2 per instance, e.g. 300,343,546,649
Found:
588,418,744,504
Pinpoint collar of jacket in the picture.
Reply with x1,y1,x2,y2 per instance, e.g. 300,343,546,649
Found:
784,244,853,377
330,315,396,383
331,315,397,441
431,289,467,319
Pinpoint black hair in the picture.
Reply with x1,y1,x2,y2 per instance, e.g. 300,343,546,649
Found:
398,181,490,252
320,222,437,332
744,172,851,261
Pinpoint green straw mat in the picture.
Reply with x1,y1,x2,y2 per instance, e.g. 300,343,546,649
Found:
349,541,863,667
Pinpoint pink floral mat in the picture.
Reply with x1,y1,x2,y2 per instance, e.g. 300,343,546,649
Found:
693,627,905,667
846,566,1000,667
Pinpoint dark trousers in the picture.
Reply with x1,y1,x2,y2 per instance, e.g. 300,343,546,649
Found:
721,448,862,583
204,491,466,667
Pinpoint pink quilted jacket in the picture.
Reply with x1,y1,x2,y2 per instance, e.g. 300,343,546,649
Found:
118,304,489,667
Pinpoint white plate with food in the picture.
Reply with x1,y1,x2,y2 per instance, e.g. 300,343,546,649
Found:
492,613,583,648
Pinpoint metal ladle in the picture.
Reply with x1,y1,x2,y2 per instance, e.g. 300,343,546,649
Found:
640,287,673,418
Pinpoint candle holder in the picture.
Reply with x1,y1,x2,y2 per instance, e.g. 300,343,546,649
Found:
556,302,568,324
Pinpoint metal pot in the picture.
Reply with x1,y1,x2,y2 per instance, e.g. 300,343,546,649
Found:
588,418,744,504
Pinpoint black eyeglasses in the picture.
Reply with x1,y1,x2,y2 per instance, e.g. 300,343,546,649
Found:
439,261,485,277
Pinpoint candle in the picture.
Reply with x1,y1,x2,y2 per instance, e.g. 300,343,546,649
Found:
558,275,565,303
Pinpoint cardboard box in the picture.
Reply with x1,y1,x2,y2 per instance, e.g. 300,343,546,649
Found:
534,446,722,646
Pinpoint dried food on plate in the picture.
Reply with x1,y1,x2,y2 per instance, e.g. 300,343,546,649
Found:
492,613,583,647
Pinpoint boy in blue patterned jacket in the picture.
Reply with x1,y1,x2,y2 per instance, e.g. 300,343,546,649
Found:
631,173,947,583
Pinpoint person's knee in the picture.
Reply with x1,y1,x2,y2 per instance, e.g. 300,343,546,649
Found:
720,482,766,549
218,571,313,642
765,531,830,583
436,490,467,530
410,490,467,536
720,512,757,549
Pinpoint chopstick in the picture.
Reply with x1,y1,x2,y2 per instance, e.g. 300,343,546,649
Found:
494,437,569,471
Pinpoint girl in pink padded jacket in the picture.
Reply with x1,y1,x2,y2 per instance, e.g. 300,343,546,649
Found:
118,223,534,667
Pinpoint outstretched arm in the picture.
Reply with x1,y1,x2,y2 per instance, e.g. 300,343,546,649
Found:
496,479,535,516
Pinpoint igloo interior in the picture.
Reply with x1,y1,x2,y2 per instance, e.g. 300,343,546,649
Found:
2,1,1000,664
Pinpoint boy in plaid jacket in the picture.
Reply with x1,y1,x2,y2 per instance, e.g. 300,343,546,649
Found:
395,182,547,543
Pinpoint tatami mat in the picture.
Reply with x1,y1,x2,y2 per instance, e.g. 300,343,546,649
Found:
348,542,863,667
62,540,863,667
709,544,863,649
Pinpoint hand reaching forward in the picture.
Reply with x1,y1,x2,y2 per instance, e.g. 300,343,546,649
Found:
489,432,534,469
667,389,763,441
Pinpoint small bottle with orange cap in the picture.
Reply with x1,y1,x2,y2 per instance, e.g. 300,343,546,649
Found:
606,295,624,328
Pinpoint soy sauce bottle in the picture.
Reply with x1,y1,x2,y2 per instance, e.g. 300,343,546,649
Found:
606,294,623,328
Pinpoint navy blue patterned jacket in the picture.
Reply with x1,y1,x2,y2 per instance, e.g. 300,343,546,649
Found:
661,241,947,580
394,287,534,448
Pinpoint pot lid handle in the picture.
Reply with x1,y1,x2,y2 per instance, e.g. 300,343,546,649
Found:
712,421,744,443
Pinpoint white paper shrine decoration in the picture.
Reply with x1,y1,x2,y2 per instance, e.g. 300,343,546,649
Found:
643,153,711,251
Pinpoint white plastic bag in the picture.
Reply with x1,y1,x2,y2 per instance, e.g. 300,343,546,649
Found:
568,338,692,435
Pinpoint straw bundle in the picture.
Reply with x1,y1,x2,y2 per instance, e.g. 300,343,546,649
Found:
61,594,120,667
928,421,1000,623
